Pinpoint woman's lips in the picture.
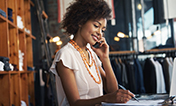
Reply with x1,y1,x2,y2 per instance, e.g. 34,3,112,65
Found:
92,35,98,41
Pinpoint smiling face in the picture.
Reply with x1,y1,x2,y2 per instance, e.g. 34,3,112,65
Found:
75,18,107,46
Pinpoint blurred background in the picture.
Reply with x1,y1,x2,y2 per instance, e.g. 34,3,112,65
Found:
31,0,176,105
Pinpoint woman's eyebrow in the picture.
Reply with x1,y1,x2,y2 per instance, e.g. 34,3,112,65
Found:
96,21,102,25
96,21,106,28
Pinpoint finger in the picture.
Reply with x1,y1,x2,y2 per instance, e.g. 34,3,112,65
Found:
115,90,130,103
123,93,133,100
119,96,124,103
99,37,105,41
119,96,130,103
99,38,108,48
118,90,134,100
91,45,98,52
120,89,135,97
98,39,105,47
128,90,135,98
122,97,130,103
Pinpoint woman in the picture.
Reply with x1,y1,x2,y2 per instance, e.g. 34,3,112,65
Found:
50,0,134,106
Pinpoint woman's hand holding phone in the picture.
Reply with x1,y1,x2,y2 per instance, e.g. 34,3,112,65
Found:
93,41,102,48
91,38,109,60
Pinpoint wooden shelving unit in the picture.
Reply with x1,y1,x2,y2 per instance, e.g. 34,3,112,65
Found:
0,0,35,105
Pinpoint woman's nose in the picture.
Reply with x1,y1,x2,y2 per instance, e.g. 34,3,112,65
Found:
97,28,103,37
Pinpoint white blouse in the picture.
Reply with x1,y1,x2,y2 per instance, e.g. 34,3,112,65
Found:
50,42,103,106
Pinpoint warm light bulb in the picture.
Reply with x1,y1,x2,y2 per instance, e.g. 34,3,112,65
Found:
137,4,142,10
52,36,60,42
117,32,125,38
56,41,62,45
49,39,52,42
114,36,120,41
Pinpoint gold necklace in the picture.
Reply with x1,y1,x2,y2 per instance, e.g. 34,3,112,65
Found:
69,40,101,84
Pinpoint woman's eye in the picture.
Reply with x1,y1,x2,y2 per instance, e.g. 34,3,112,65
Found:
94,24,99,28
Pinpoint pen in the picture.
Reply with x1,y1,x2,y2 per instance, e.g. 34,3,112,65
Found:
118,84,139,102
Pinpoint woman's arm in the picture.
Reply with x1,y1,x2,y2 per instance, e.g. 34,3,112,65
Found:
56,60,107,106
56,60,133,106
99,57,118,93
91,37,118,93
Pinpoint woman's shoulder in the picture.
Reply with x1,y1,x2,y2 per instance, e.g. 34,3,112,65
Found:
55,42,77,59
57,43,74,53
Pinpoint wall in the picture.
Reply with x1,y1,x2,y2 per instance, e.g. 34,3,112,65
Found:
45,0,69,52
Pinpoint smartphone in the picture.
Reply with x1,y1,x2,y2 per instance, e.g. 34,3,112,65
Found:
93,41,102,48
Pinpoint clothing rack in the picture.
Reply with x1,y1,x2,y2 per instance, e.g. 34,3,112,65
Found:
109,48,176,94
109,51,136,56
109,51,137,60
139,48,176,55
109,48,176,57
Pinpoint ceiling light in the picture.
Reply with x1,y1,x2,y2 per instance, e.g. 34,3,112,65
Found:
114,36,120,41
56,41,62,45
117,32,129,38
52,36,60,42
137,4,142,10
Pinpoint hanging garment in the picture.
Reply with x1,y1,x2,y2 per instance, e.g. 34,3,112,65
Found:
159,58,170,93
124,60,137,94
120,61,128,89
169,57,173,66
153,0,165,24
150,58,166,93
110,58,122,85
169,57,176,97
155,60,166,93
143,58,156,93
166,57,173,85
134,58,145,94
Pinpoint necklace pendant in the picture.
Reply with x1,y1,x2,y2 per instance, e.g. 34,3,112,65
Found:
88,63,93,67
88,64,92,67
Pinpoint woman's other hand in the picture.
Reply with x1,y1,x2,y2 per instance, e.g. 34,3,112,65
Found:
105,89,135,103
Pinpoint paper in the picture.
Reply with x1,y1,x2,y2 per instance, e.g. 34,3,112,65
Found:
102,100,164,106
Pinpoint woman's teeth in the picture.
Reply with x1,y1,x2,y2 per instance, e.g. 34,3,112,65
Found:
92,35,98,41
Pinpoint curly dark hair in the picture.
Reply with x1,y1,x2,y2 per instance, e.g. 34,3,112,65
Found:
61,0,112,36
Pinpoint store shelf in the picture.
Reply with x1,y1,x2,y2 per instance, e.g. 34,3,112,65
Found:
25,32,36,39
8,20,16,29
0,71,10,75
18,28,25,33
0,15,7,22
